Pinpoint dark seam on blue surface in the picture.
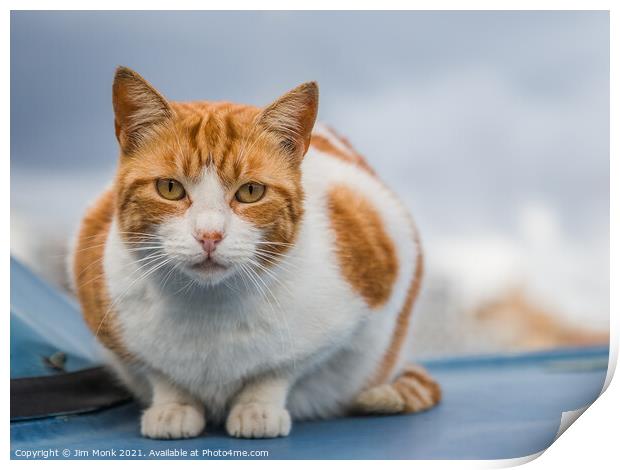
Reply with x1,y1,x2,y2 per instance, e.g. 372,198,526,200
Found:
11,366,132,421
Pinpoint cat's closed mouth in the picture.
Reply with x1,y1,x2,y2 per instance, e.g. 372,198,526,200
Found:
190,258,227,272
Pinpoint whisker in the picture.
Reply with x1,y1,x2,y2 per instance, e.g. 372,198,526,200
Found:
94,256,174,339
244,261,297,371
254,247,297,259
247,259,293,295
254,241,295,247
252,252,295,274
78,251,168,289
253,250,298,270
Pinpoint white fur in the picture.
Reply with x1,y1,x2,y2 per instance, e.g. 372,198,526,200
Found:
141,403,205,440
99,131,419,438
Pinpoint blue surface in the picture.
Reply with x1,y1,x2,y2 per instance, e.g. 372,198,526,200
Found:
10,313,94,378
10,259,608,459
10,258,100,378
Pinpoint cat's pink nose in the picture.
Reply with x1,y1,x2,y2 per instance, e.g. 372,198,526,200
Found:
195,231,223,255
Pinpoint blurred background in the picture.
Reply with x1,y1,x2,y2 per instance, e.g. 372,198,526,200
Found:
10,11,609,358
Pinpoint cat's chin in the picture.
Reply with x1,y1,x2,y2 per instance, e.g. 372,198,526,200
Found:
183,259,234,286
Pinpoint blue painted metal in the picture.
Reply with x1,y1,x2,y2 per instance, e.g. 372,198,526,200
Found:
10,312,93,378
10,258,101,373
10,258,608,459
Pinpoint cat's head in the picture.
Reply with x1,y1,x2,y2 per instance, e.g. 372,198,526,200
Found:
111,66,318,286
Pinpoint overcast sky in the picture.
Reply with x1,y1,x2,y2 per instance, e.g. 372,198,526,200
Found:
11,11,609,239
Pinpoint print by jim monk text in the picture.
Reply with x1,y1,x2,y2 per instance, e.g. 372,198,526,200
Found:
13,447,270,459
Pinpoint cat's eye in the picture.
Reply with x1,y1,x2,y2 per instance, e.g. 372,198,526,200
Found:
156,178,186,201
235,182,266,203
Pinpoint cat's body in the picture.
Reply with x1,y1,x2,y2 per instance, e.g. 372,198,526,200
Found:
72,67,440,439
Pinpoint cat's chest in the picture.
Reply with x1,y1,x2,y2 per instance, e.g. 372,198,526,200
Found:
117,288,295,383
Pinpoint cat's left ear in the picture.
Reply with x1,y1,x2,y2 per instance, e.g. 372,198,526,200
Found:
258,82,319,163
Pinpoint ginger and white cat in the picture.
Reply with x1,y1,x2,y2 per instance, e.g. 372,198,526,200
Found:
71,66,440,440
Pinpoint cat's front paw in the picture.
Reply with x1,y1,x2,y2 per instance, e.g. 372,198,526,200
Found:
141,403,205,439
226,403,291,439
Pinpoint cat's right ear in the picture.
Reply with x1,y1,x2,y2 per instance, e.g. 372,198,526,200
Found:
257,82,319,164
112,66,173,154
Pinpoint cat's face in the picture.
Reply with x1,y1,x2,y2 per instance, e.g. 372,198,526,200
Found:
112,67,318,286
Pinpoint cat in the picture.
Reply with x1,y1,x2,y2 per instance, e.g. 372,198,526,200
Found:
71,66,441,440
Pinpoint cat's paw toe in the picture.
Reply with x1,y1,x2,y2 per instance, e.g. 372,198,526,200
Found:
141,403,205,439
226,403,291,439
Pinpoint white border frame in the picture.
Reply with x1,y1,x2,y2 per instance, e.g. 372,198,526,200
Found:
3,2,616,468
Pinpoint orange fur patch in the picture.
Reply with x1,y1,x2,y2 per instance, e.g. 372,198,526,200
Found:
327,185,398,309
